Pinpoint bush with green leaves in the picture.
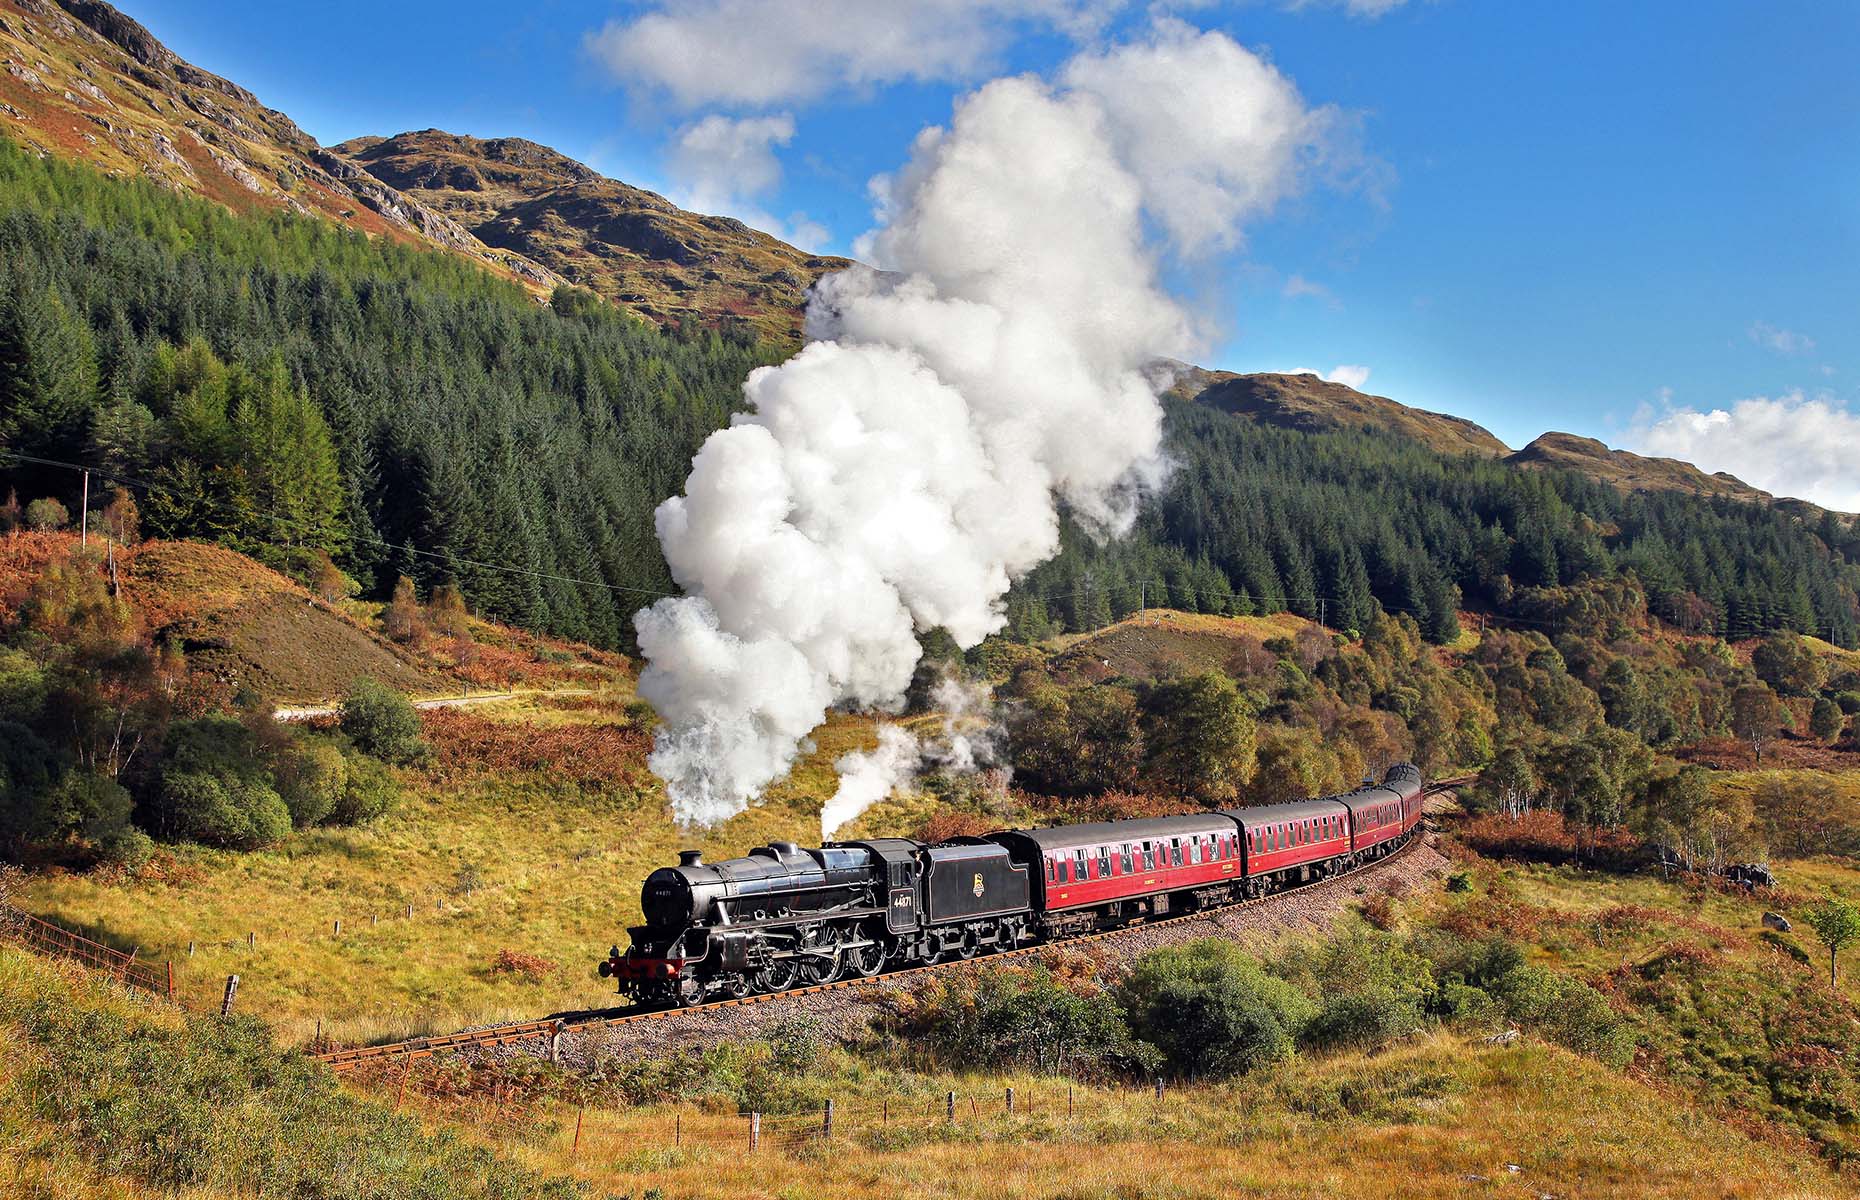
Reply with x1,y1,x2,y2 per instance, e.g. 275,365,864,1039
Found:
273,735,347,828
147,716,290,849
338,678,426,765
1489,964,1634,1066
1288,929,1436,1051
331,752,399,824
896,964,1156,1077
1118,939,1316,1078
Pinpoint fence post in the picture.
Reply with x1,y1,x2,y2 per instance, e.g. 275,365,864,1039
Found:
548,1020,565,1064
247,931,255,949
187,940,195,957
1155,1079,1164,1102
750,1112,760,1152
166,960,174,1002
1068,1082,1074,1119
333,919,341,936
372,913,379,928
407,903,414,920
882,1097,888,1126
676,1111,682,1147
572,1104,584,1160
823,1098,834,1140
1006,1086,1014,1115
220,974,240,1017
946,1091,956,1123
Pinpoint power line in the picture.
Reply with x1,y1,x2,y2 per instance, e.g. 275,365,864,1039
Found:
0,449,679,602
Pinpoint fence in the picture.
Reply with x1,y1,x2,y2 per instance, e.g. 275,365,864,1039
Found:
356,1054,1176,1163
0,900,178,1002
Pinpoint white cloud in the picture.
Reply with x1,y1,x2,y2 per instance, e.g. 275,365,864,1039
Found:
663,113,830,251
1749,320,1815,355
669,113,795,208
1278,365,1372,389
1283,273,1331,300
1285,0,1410,16
586,0,1122,110
1630,390,1860,510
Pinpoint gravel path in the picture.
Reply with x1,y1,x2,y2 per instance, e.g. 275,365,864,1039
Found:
456,828,1452,1073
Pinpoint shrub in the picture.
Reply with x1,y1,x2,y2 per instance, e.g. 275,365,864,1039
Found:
97,825,154,871
338,678,426,765
1292,930,1435,1051
23,497,68,532
1119,940,1315,1078
490,949,558,980
1445,870,1474,893
273,736,347,828
1489,964,1633,1066
149,717,291,849
329,753,398,825
896,965,1154,1077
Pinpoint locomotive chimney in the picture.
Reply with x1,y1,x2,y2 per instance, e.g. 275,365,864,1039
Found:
678,850,704,868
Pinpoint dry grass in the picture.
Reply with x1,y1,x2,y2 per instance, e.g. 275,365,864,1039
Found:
373,1034,1852,1199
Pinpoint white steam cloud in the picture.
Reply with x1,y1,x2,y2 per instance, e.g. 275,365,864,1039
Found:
819,674,1007,840
634,22,1347,828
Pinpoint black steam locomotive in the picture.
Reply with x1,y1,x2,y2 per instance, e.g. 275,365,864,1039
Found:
600,765,1426,1007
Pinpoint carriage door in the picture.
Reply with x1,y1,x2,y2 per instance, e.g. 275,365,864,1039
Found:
887,859,920,933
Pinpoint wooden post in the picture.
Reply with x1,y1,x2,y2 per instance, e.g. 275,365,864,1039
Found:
548,1020,564,1064
882,1097,888,1126
79,470,88,547
946,1091,956,1122
1155,1079,1164,1102
396,1056,412,1108
166,960,174,1002
247,931,255,949
1005,1086,1014,1115
406,903,414,920
823,1098,834,1139
219,974,239,1017
750,1112,760,1152
1068,1082,1074,1119
333,919,341,935
571,1105,584,1159
676,1111,682,1147
187,940,195,957
372,913,378,928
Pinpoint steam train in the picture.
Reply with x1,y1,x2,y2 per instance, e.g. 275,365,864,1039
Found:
600,765,1426,1008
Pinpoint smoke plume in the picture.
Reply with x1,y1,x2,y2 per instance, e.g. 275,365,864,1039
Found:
634,22,1344,828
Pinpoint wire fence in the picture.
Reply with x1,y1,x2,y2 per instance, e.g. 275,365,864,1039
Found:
361,1059,1176,1162
0,899,180,1003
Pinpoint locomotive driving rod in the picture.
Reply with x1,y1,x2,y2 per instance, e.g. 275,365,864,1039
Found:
312,785,1461,1073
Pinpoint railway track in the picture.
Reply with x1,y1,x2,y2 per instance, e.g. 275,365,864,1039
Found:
313,778,1471,1073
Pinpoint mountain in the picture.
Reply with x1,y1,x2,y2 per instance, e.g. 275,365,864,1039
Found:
0,0,837,341
336,130,847,343
1165,365,1839,519
1505,431,1827,519
1173,368,1512,458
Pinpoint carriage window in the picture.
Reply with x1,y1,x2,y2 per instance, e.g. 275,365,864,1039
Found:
1074,849,1090,879
1121,845,1134,874
1046,859,1057,882
1171,840,1183,867
1057,859,1069,883
1098,848,1112,876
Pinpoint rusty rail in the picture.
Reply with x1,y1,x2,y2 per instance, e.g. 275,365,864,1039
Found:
314,778,1467,1073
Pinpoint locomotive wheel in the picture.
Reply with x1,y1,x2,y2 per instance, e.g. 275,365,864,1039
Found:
723,975,751,999
956,931,979,960
798,948,840,985
673,977,705,1008
756,959,798,994
849,940,886,977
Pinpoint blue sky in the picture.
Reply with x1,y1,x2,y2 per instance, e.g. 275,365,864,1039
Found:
121,1,1860,504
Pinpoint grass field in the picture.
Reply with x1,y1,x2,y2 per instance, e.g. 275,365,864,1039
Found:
8,696,933,1046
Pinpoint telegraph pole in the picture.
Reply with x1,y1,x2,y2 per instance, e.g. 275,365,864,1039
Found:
79,469,89,546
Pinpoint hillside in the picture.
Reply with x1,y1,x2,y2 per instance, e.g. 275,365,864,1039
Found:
0,0,836,340
1508,431,1829,519
338,130,849,343
1167,365,1512,458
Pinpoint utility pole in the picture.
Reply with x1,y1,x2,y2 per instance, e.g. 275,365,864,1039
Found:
79,469,89,547
1318,597,1326,629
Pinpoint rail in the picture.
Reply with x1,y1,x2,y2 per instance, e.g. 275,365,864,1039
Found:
314,777,1466,1073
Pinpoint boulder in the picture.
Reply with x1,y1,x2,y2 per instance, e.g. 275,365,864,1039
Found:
1763,912,1792,932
